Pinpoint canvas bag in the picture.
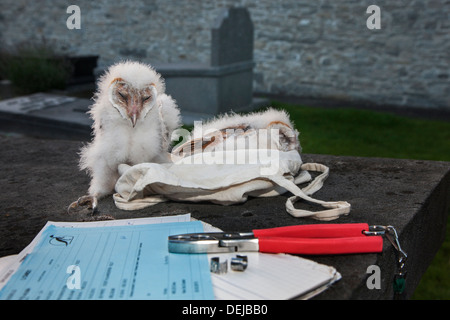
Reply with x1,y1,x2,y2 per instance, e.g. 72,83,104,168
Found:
113,109,351,221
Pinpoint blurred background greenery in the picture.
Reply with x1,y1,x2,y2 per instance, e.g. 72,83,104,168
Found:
0,41,71,94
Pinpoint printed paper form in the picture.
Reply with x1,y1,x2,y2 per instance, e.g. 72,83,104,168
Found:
0,214,193,291
0,218,214,300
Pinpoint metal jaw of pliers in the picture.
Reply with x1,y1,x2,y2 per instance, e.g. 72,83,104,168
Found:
168,223,385,255
169,232,259,254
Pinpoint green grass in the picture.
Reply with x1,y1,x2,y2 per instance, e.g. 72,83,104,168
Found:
270,101,450,299
271,101,450,161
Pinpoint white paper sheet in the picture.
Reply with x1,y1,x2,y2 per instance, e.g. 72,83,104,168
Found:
210,252,340,300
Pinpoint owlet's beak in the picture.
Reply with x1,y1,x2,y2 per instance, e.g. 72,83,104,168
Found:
128,103,140,127
131,113,138,127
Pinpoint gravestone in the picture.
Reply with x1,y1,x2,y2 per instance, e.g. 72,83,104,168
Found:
155,7,266,118
211,7,254,66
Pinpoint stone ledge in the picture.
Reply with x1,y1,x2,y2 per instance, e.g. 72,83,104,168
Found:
154,61,255,77
0,134,448,299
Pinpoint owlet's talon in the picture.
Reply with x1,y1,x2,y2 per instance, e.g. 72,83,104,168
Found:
67,195,98,214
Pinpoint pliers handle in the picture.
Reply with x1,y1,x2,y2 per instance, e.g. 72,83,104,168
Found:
168,223,383,255
253,223,383,255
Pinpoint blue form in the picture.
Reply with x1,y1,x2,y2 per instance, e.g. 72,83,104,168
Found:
0,221,214,300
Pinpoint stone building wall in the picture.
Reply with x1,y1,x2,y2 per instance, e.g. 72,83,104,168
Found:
1,0,448,109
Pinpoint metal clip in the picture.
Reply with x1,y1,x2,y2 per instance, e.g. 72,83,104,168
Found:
365,225,408,297
385,226,408,297
385,226,407,261
210,257,228,274
364,225,407,262
231,255,248,272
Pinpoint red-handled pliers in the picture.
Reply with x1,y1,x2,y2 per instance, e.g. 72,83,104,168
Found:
168,223,383,255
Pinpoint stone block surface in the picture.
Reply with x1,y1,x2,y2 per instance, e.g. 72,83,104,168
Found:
0,134,448,299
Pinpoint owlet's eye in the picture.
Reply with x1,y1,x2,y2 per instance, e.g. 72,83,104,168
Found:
142,96,151,102
118,92,127,100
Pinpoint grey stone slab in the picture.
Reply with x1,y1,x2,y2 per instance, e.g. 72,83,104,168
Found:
0,134,448,299
159,70,263,115
0,93,93,140
0,93,78,114
155,61,255,77
0,94,104,141
156,63,264,115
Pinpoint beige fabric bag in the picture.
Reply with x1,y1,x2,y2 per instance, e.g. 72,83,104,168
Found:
113,109,351,221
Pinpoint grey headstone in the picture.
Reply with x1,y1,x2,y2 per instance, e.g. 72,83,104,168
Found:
211,7,254,66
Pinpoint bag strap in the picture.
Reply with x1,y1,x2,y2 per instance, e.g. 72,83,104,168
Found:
299,163,329,195
269,162,351,221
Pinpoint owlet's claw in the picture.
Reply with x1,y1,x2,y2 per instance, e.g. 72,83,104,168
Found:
68,195,99,214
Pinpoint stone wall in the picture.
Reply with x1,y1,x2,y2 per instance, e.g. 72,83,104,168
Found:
1,0,448,109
